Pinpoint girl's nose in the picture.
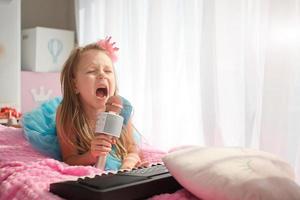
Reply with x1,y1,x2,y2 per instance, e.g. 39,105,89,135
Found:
97,69,105,79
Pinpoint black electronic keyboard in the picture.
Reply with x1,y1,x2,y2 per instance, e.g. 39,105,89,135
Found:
50,164,182,200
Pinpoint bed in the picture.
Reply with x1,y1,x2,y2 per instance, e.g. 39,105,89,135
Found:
0,125,195,200
2,124,300,200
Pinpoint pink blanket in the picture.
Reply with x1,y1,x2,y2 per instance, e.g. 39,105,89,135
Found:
0,125,195,200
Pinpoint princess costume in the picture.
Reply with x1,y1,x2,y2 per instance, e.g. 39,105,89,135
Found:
22,96,137,171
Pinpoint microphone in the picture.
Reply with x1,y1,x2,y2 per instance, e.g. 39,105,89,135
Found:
95,96,124,170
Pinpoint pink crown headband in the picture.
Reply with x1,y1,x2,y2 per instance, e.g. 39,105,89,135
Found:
96,36,119,62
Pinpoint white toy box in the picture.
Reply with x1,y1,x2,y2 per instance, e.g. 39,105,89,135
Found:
21,27,74,72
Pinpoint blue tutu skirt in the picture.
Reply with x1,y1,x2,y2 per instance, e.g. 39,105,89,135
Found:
22,96,136,171
22,97,62,160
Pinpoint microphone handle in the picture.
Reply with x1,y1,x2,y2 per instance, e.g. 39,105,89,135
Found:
95,155,107,170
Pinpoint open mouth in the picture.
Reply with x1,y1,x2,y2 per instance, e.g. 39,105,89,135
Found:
96,86,108,99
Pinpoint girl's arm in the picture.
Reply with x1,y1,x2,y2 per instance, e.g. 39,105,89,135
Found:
56,106,112,166
120,120,141,169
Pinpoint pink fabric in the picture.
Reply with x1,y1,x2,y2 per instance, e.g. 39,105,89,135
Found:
150,189,199,200
0,125,194,200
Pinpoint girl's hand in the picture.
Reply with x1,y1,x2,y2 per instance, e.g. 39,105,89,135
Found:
90,134,115,158
136,161,150,168
120,153,141,170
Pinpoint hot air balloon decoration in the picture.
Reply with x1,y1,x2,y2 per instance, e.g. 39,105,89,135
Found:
48,38,63,64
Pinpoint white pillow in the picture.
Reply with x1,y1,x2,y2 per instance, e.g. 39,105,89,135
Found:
163,147,300,200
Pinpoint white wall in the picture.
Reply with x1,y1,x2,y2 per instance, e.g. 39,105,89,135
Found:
21,0,75,31
0,0,21,109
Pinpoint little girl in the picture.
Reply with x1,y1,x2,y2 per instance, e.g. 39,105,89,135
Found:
23,37,140,170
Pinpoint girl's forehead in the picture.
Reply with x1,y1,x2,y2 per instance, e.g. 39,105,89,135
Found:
78,49,113,68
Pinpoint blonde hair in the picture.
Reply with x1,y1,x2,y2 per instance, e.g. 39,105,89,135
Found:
59,43,136,160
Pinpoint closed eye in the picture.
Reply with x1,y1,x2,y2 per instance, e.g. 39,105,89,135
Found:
104,67,113,73
87,69,97,74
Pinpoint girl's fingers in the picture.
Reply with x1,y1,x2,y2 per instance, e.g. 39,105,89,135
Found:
91,142,111,150
91,141,112,151
93,145,111,152
97,140,112,148
92,151,109,157
137,161,150,168
90,134,117,157
90,145,112,157
94,134,114,143
92,137,113,147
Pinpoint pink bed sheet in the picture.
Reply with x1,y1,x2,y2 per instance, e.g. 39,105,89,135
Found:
0,125,195,200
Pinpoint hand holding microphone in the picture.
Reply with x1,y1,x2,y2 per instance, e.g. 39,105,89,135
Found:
94,96,124,170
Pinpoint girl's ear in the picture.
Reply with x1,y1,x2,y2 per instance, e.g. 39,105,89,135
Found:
73,78,79,94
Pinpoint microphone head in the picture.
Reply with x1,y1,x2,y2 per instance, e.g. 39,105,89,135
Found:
105,95,123,114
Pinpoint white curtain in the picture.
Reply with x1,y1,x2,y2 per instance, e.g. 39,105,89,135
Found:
75,0,300,181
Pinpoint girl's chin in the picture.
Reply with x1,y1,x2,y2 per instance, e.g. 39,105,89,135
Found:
96,95,108,100
96,96,108,105
94,104,105,111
